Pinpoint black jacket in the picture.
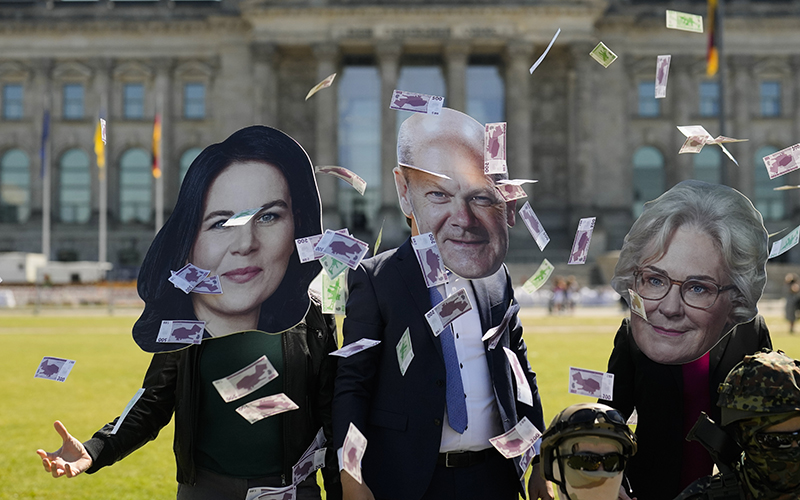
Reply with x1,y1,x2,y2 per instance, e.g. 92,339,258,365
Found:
83,299,342,499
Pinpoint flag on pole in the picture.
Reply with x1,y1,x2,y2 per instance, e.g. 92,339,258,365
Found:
152,113,162,179
40,110,49,178
706,0,719,77
94,117,106,170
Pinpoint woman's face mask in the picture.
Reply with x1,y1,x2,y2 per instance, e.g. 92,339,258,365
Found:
553,437,625,500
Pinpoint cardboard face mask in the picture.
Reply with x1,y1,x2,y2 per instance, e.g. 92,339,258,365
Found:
554,437,625,500
613,180,768,364
133,126,323,353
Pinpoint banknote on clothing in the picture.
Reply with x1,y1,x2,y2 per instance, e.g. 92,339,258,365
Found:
484,122,508,174
425,288,472,337
156,320,205,345
389,89,444,116
396,328,414,376
314,230,369,270
330,338,381,358
489,417,542,459
111,388,146,435
569,366,614,401
504,347,533,406
235,393,299,424
519,202,549,251
568,217,596,265
655,55,671,99
245,485,296,500
411,232,448,288
34,356,76,382
168,263,210,293
212,355,279,403
314,166,367,195
522,259,555,295
223,207,261,227
306,73,337,101
763,143,800,180
342,422,368,484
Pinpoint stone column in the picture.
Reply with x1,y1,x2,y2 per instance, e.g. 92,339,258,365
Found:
31,58,53,221
252,43,278,127
730,56,753,196
670,56,694,186
376,42,404,245
313,43,341,230
444,42,469,113
504,41,534,181
567,43,595,208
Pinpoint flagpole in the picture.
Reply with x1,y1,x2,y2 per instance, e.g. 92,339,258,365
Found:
98,118,107,264
154,95,164,236
41,109,51,262
718,0,728,186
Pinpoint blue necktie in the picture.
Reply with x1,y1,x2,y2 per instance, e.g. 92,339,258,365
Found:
429,285,468,434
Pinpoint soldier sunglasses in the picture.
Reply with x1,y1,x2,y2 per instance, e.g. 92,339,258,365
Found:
562,452,627,472
756,429,800,449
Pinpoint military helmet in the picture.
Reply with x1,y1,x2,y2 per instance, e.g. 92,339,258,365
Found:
540,403,637,483
718,349,800,426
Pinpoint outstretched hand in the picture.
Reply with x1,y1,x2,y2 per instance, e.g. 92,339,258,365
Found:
36,420,92,478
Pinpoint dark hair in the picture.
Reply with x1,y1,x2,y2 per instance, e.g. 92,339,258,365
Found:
133,126,322,351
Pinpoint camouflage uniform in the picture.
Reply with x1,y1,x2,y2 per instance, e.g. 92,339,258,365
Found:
675,350,800,500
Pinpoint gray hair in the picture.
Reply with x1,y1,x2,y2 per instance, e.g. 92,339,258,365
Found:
611,180,768,324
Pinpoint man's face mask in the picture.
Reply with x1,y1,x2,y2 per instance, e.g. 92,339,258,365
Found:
735,413,800,495
553,437,626,500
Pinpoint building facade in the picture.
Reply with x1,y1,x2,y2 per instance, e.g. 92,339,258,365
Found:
1,0,799,279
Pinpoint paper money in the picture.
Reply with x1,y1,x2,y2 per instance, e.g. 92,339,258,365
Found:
679,135,707,154
589,42,617,68
398,162,452,180
489,417,542,459
655,55,671,99
627,408,638,426
530,28,561,74
389,89,444,116
321,271,347,315
295,234,324,263
156,320,205,345
305,73,337,101
34,356,76,382
321,255,349,280
496,179,538,186
235,393,299,424
503,347,533,407
192,275,222,295
212,355,279,403
246,486,296,500
111,388,145,435
100,118,107,144
315,166,367,195
223,207,262,227
519,444,537,474
292,448,326,484
396,328,414,376
706,136,748,145
677,125,740,166
412,232,448,288
314,230,369,270
495,184,528,202
519,202,549,251
425,287,472,337
168,263,210,294
628,289,648,322
763,143,800,180
522,259,555,295
342,423,368,484
302,427,326,458
482,302,520,350
569,366,614,401
330,338,381,358
484,122,507,174
666,10,703,33
774,185,800,191
568,217,596,265
769,225,800,259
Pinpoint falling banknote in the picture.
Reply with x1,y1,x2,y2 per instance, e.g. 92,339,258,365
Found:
156,320,205,345
212,355,279,403
489,417,542,459
655,55,671,99
569,366,614,401
425,288,472,337
330,338,381,358
396,328,414,376
305,73,337,101
192,275,222,295
666,10,703,33
295,234,324,263
292,448,326,485
320,255,349,280
530,28,561,74
482,302,520,350
411,232,448,288
314,230,369,270
763,143,800,180
679,135,708,154
628,289,648,322
519,202,549,251
589,42,617,68
169,263,210,294
522,259,555,295
495,179,537,202
321,271,347,315
235,393,299,424
34,356,76,382
568,217,596,265
503,347,533,407
223,207,262,227
343,423,368,484
315,166,367,195
484,122,507,174
769,225,800,259
389,89,444,116
677,125,740,165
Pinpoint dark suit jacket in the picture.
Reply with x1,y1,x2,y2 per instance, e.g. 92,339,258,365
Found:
333,239,545,500
600,316,772,500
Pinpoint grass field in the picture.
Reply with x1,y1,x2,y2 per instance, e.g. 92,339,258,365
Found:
3,308,800,499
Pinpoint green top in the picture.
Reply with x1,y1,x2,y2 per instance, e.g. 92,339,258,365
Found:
195,330,285,478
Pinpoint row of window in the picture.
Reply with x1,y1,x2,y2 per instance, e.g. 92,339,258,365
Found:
1,82,206,121
632,145,786,221
0,147,201,224
638,81,783,118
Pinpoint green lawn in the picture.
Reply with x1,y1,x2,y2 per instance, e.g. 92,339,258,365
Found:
3,311,800,499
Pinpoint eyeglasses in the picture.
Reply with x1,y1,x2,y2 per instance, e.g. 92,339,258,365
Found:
755,429,800,449
563,452,627,473
566,407,627,427
633,269,736,310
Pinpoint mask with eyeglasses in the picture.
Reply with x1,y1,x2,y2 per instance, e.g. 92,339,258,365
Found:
633,268,736,310
562,451,627,473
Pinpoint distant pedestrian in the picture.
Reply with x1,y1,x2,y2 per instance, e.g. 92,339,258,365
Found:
784,273,799,333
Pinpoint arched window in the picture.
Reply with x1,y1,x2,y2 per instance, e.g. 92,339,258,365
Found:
632,146,665,218
179,147,202,186
59,149,91,223
0,149,30,223
466,64,504,125
754,145,785,221
693,147,721,184
395,64,446,133
119,148,152,223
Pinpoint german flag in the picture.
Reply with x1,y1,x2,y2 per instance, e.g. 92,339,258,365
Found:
152,113,162,179
706,0,719,76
